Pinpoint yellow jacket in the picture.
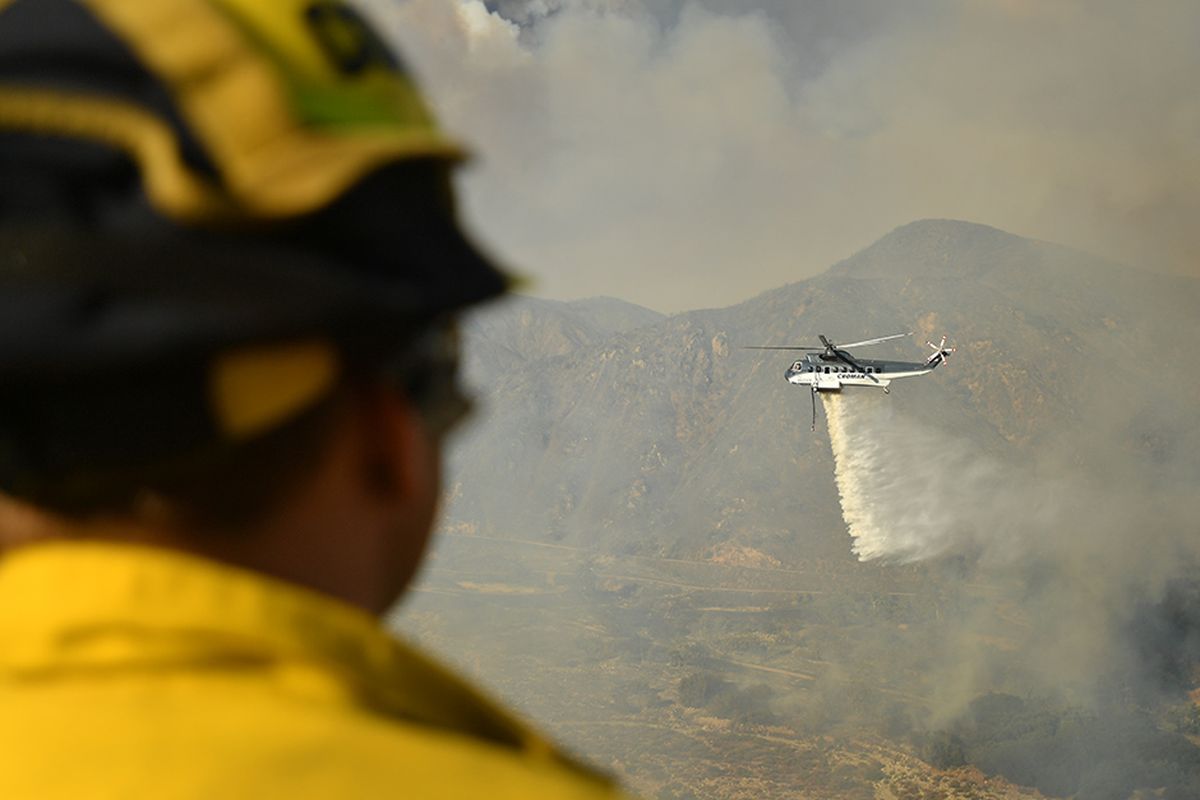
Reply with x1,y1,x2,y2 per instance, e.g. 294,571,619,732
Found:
0,542,625,798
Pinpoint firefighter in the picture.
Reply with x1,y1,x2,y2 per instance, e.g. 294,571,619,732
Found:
0,1,625,796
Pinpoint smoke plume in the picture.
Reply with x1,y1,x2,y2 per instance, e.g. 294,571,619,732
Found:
359,0,1200,311
821,387,1200,708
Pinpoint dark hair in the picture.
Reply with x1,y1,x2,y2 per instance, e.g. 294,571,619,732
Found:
0,377,346,532
128,391,347,531
0,319,467,531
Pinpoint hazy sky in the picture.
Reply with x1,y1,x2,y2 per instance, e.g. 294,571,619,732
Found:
361,0,1200,312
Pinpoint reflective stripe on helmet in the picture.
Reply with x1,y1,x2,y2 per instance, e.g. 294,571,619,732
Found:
0,0,467,223
209,340,340,439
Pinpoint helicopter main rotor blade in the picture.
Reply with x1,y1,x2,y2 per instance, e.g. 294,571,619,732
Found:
742,346,824,351
838,332,911,349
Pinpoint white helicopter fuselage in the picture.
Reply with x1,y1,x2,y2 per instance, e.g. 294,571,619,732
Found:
784,355,934,392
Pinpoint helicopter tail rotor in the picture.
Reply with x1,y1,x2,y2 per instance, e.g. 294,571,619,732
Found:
924,335,956,368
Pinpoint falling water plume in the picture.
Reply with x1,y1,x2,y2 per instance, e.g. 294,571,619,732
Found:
822,393,1021,562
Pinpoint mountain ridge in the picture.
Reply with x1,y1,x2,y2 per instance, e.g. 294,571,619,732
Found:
445,219,1200,565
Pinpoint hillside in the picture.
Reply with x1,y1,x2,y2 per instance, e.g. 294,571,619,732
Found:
399,219,1200,799
442,219,1200,562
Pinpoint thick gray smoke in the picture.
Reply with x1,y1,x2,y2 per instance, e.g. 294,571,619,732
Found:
359,0,1200,311
821,388,1200,709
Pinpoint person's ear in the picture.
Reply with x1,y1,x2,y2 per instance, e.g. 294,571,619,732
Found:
356,382,439,506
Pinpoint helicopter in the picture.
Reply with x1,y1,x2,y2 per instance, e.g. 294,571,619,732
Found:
745,332,956,430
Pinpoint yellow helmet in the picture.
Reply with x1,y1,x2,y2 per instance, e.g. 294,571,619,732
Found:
0,0,469,221
0,0,509,491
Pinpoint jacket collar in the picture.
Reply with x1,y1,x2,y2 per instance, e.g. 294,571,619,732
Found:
0,541,545,754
